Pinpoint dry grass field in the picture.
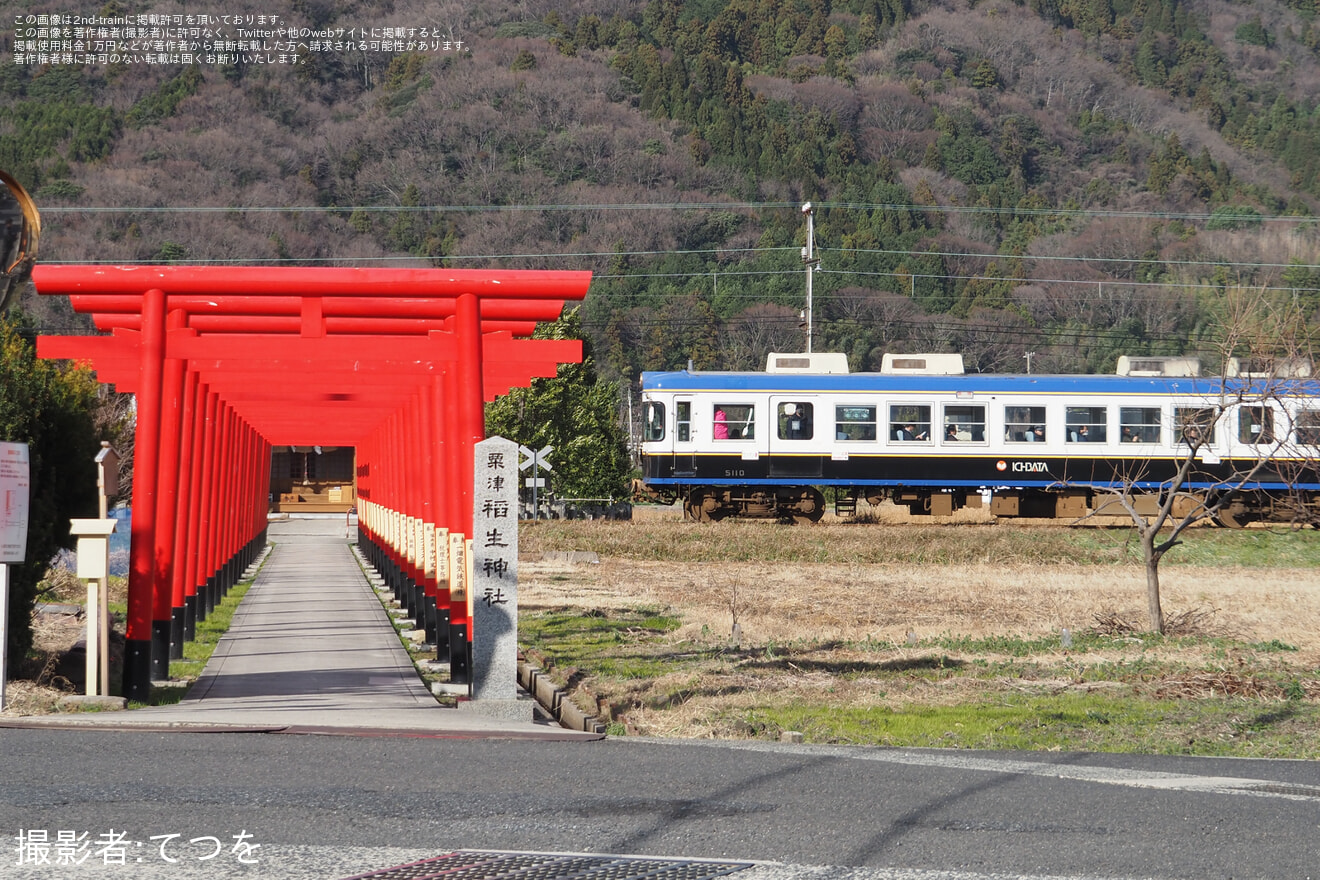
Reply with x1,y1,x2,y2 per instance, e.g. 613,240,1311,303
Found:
518,511,1320,754
8,511,1317,756
523,555,1320,655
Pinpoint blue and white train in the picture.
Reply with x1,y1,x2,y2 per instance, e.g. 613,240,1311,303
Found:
639,352,1320,526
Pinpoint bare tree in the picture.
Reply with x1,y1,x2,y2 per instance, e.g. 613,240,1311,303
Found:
954,307,1034,373
720,303,801,370
1084,425,1268,635
1070,288,1318,633
857,80,935,165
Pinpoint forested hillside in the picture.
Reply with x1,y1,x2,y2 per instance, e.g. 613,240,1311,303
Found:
6,0,1320,381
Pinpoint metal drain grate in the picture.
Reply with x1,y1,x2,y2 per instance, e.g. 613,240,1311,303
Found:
341,850,754,880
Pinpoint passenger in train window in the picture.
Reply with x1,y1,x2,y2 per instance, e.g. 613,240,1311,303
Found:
713,408,729,440
1122,426,1137,442
780,403,812,440
793,414,810,438
945,424,959,442
1076,425,1090,442
1026,426,1045,442
899,423,927,441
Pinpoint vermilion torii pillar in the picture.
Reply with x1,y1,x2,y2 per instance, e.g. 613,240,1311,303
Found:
35,265,591,702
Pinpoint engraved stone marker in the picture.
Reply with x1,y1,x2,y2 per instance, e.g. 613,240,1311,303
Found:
464,436,528,721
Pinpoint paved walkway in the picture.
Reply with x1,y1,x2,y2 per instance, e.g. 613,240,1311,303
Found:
4,517,600,740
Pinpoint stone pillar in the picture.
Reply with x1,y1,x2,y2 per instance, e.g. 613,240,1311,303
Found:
460,436,528,722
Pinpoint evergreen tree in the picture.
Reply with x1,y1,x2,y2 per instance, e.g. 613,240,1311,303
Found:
0,313,99,668
484,309,633,501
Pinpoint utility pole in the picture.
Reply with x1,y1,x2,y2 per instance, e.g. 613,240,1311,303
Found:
801,202,818,353
1024,351,1035,374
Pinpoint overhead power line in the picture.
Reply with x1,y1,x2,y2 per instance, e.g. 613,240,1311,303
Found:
581,311,1282,351
828,247,1320,273
38,201,803,215
36,200,1320,225
32,247,1320,278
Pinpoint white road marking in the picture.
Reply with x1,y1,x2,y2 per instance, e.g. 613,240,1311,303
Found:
640,738,1320,802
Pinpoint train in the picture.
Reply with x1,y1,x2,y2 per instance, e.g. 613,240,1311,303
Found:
638,352,1320,527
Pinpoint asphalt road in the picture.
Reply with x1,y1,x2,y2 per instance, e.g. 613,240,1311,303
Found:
2,728,1317,880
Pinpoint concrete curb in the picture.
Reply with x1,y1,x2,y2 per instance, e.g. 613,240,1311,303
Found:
349,541,607,735
517,661,607,735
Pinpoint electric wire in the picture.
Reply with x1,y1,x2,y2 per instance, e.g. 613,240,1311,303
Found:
36,199,1320,225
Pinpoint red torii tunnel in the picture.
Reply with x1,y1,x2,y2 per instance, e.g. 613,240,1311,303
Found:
34,265,591,702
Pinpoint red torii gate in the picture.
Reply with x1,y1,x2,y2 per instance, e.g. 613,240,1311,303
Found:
34,265,591,702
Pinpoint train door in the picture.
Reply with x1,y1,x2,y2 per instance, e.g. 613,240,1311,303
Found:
672,397,697,476
768,396,822,478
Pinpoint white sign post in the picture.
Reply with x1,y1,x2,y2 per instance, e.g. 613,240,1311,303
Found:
87,442,119,697
0,562,7,711
71,518,116,696
518,444,553,519
0,442,31,712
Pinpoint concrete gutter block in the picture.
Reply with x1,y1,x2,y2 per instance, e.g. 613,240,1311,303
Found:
559,697,605,734
533,675,561,713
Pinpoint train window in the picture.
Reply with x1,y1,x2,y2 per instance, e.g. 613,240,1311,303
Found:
643,402,665,442
778,402,814,440
1005,406,1046,442
942,405,985,442
1175,407,1217,446
1065,407,1107,443
1297,410,1320,445
888,404,931,442
714,404,755,440
676,401,691,442
1238,406,1274,445
1119,407,1161,444
836,405,877,441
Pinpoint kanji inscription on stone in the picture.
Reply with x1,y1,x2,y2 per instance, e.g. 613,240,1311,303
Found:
469,436,524,716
